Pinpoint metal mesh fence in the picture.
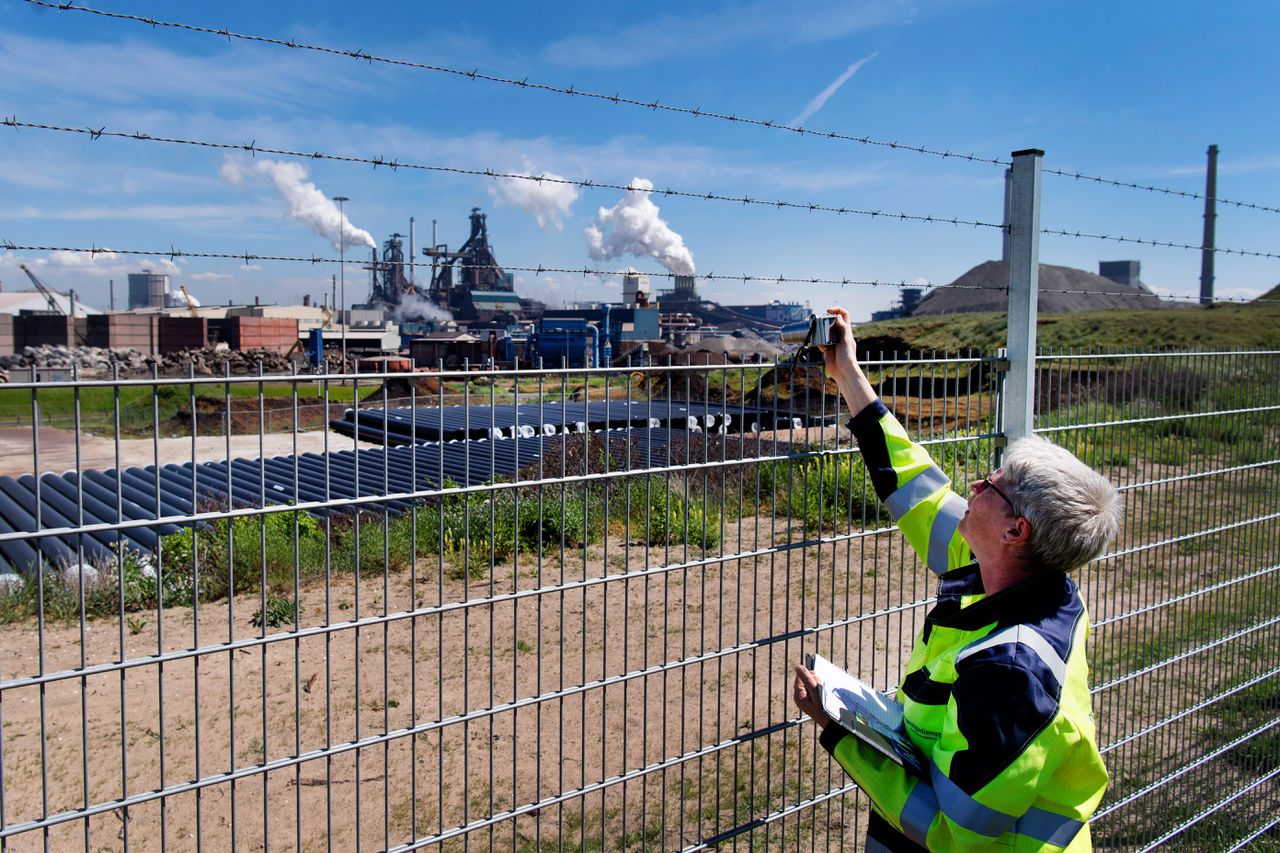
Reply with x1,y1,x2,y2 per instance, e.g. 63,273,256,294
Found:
0,350,1274,851
1040,350,1280,851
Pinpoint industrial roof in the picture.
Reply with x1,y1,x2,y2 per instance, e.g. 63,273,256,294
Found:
0,291,101,317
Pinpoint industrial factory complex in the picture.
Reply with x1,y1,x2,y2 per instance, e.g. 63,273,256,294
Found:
1,206,1163,375
0,208,814,373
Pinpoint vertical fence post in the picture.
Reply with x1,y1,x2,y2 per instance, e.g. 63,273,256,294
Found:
1002,148,1043,447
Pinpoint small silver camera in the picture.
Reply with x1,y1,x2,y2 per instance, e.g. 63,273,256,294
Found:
810,314,836,347
779,314,838,363
780,314,837,346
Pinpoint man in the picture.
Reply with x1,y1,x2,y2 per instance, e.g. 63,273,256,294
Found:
792,307,1120,851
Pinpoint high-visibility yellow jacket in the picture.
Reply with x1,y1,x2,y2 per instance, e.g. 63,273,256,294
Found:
822,400,1108,851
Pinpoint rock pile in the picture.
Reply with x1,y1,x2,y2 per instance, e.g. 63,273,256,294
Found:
0,345,152,375
0,344,320,379
161,346,303,376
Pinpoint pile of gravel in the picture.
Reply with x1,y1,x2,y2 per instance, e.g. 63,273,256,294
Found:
0,344,313,378
0,345,151,374
912,260,1170,315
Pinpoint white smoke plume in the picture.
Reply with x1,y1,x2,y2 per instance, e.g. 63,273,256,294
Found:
584,178,695,275
393,292,453,324
490,169,579,231
221,157,377,250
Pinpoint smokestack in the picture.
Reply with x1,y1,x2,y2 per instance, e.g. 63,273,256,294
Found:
409,217,416,286
1200,144,1218,306
303,293,311,307
255,295,261,306
109,279,115,311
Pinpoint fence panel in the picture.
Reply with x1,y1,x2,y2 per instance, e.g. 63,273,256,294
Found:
0,349,1275,851
1038,349,1280,851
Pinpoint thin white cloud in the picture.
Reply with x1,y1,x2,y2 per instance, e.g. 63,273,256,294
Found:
0,33,370,108
790,53,878,126
1,249,181,279
1163,154,1280,177
188,271,234,282
489,165,581,230
544,1,914,68
516,273,616,306
6,203,258,222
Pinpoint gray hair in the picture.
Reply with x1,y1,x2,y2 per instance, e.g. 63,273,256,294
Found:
1002,435,1122,573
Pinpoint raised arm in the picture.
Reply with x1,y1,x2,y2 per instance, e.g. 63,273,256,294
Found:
820,307,970,575
820,307,877,414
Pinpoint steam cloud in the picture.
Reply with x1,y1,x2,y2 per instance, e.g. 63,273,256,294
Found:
584,179,695,275
393,292,453,324
490,169,579,230
221,157,377,250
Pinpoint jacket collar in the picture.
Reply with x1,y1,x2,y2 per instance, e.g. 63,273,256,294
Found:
929,563,1074,631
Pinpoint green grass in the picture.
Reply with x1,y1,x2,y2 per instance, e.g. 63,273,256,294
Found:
0,473,726,624
854,301,1280,352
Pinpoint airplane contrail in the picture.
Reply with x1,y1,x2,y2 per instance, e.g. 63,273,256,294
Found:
791,52,879,126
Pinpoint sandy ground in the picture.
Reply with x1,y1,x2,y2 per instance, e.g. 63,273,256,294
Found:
1,437,1273,851
0,427,383,477
0,517,928,852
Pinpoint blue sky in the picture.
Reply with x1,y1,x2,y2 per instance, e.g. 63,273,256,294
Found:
2,0,1277,320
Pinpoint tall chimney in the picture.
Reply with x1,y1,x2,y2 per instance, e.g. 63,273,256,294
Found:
1199,144,1218,306
303,293,312,307
409,217,416,286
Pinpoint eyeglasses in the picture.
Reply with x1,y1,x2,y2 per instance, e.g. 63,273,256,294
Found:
978,475,1018,516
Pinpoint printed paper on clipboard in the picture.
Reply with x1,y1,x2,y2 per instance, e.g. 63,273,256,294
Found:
808,653,927,777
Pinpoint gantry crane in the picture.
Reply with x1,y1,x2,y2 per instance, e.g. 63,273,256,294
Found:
17,264,65,315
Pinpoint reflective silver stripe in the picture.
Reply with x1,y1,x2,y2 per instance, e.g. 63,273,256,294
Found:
884,466,951,520
957,625,1068,688
900,762,1085,846
901,764,1018,842
926,492,967,574
933,764,1018,837
900,780,938,846
1016,806,1086,846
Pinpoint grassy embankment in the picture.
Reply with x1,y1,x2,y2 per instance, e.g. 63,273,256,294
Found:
851,298,1280,352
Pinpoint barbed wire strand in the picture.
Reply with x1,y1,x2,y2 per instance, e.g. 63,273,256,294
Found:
0,117,999,230
8,118,1279,260
0,242,999,294
4,242,1275,305
1042,166,1280,216
1039,227,1280,260
21,0,1009,168
23,0,1280,217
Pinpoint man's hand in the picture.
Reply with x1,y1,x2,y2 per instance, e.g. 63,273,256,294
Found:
819,307,857,380
793,665,831,731
819,307,876,415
